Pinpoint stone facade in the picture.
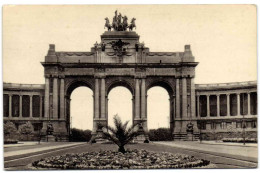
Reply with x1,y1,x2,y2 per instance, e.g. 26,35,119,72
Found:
196,81,257,140
3,30,257,141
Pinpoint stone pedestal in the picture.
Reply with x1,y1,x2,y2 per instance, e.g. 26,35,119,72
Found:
41,135,56,142
186,133,194,141
134,134,146,143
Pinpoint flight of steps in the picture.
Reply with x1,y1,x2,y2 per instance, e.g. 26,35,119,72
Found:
173,132,200,141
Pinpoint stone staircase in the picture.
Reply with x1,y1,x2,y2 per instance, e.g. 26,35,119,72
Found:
173,132,200,141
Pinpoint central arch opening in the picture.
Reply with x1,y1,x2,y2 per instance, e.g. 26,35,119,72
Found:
108,86,133,128
70,87,93,130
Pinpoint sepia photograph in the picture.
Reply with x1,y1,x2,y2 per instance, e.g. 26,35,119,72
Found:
2,4,257,170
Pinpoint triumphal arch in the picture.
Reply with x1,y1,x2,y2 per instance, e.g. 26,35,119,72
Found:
42,12,198,140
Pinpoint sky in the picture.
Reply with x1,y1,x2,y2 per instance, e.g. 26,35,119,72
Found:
3,5,257,130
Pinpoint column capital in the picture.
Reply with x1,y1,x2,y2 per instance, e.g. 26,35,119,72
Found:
226,93,230,96
216,94,220,96
236,92,241,95
59,74,65,79
134,76,142,79
29,94,33,97
52,74,59,78
44,74,51,78
9,94,13,97
94,75,106,79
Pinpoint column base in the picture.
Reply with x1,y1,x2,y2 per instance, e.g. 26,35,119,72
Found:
173,120,199,141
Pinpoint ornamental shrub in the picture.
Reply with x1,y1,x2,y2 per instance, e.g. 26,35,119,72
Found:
4,121,18,143
148,128,173,141
19,121,34,141
70,128,92,142
102,115,140,153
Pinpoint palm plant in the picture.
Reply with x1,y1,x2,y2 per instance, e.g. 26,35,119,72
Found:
102,115,140,153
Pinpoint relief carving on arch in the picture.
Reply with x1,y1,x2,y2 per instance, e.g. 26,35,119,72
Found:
105,76,135,94
64,77,95,94
146,77,176,95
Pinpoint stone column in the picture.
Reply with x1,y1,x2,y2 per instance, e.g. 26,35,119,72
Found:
29,95,33,118
132,96,135,121
105,96,108,120
175,78,180,118
182,78,187,118
227,94,230,116
44,77,50,119
172,96,175,119
190,78,196,118
60,77,65,120
196,95,200,117
40,95,43,118
100,78,106,119
135,78,140,119
141,78,146,119
247,92,251,115
9,94,12,117
237,93,240,116
206,95,210,117
53,77,58,119
217,94,220,117
94,78,100,119
19,95,22,117
169,97,173,131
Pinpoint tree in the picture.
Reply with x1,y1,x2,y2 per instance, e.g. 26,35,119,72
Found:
19,121,34,141
102,115,140,153
4,121,18,141
70,128,92,142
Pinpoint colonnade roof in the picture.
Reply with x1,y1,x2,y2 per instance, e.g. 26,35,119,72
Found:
3,83,45,91
195,81,257,91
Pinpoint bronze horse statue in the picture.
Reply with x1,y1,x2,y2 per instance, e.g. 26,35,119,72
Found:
104,17,112,31
122,16,128,31
128,18,136,31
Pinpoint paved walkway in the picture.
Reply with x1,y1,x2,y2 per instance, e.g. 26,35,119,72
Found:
4,142,40,148
154,141,258,159
4,142,85,158
200,140,257,147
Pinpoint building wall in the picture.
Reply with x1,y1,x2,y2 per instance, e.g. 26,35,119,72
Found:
3,83,46,135
3,80,257,140
195,81,257,139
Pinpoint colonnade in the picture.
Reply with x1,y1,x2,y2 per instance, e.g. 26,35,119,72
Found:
5,94,43,118
197,92,255,117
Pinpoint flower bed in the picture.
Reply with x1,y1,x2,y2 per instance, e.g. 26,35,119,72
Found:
31,149,211,169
